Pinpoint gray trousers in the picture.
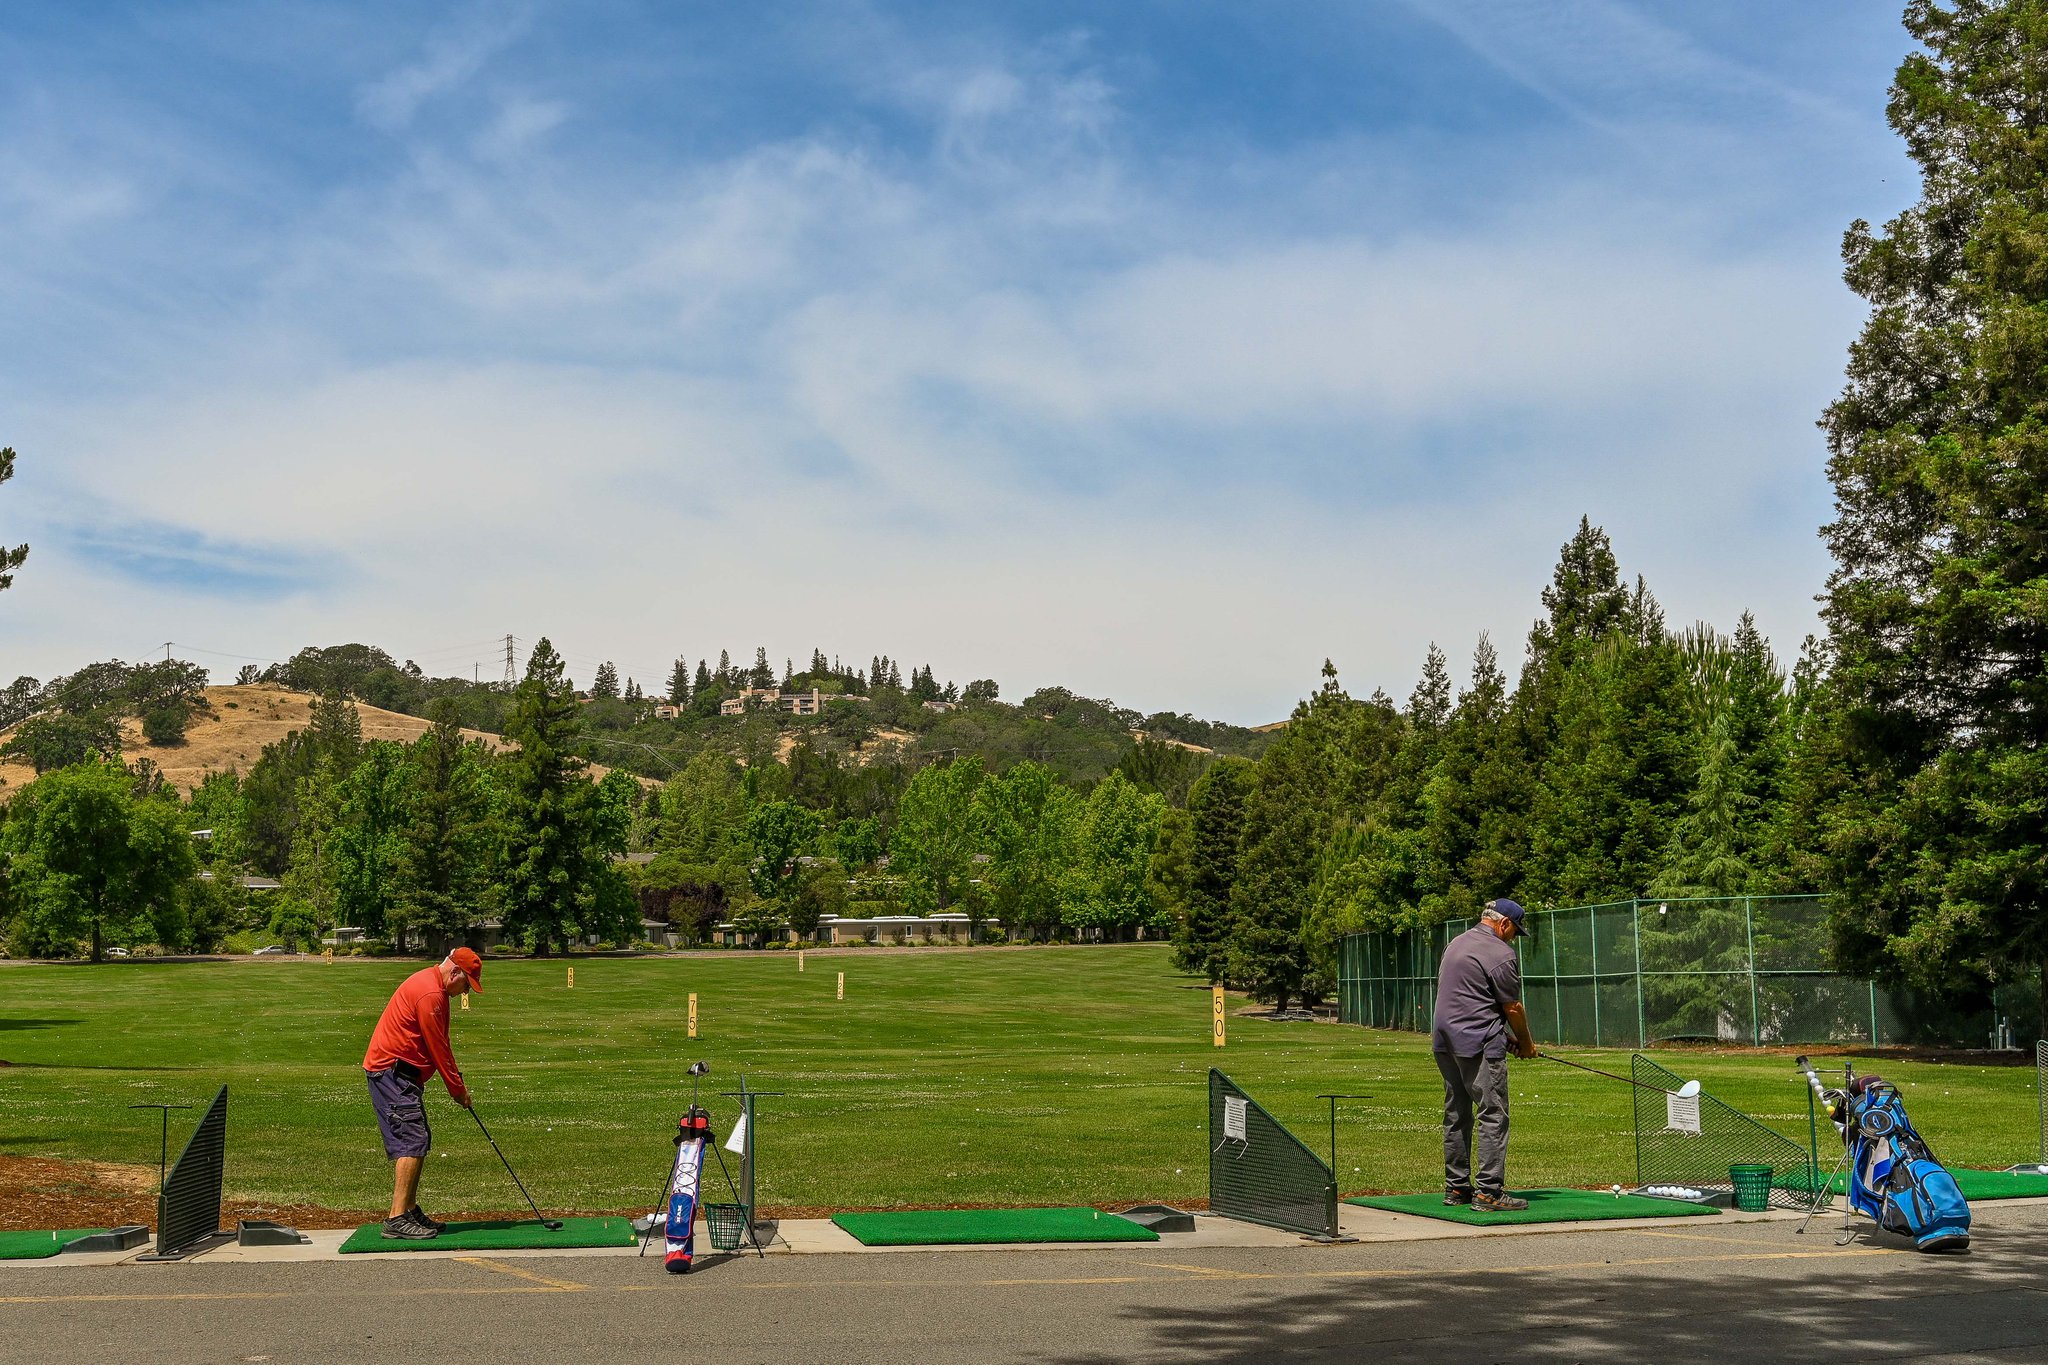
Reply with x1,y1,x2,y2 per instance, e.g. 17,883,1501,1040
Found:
1435,1050,1510,1195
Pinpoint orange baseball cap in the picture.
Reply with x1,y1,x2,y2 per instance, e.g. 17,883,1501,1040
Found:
449,947,484,992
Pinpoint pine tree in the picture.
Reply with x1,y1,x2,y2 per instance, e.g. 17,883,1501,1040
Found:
393,699,496,951
1174,759,1251,981
750,648,774,689
624,677,642,702
1228,662,1351,1010
694,660,712,696
0,447,26,593
501,638,586,955
592,661,620,700
667,657,691,705
716,650,732,685
1818,0,2048,1023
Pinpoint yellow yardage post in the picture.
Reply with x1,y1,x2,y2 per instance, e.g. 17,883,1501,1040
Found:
688,992,698,1038
1212,986,1226,1047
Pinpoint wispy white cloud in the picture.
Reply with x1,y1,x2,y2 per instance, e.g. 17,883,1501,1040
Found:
0,2,1903,719
356,3,534,133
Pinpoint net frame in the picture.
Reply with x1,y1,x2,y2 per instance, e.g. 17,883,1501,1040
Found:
1207,1069,1337,1238
2038,1039,2046,1164
1630,1056,1825,1210
1338,897,1899,1050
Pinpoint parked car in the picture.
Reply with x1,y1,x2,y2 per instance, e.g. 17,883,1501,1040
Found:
252,945,294,956
106,947,131,958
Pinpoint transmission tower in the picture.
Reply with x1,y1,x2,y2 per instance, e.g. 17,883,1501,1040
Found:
502,635,517,689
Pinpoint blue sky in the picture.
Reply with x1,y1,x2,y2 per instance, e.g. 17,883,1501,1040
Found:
1,1,1916,721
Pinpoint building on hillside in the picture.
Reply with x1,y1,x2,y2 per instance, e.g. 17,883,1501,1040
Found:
652,702,682,720
922,699,956,714
719,687,839,717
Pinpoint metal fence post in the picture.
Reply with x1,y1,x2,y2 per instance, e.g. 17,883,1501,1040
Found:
1633,900,1647,1049
1869,982,1880,1046
1551,911,1563,1043
1590,904,1601,1047
1745,896,1760,1045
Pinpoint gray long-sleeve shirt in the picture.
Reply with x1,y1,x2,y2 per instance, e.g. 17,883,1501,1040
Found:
1430,925,1522,1059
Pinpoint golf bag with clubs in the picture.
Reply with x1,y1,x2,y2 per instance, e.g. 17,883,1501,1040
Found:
661,1108,713,1274
1805,1060,1970,1252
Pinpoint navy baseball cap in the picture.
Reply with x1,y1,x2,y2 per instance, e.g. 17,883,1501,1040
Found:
1485,898,1532,937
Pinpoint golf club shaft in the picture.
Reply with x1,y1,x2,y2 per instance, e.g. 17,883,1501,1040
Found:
468,1105,558,1229
1537,1052,1688,1097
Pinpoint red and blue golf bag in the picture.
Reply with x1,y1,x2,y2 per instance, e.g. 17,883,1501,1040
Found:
1846,1079,1970,1252
663,1108,712,1273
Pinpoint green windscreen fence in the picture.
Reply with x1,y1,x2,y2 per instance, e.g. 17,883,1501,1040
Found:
1340,897,1914,1049
2039,1040,2046,1164
1208,1069,1336,1239
1629,1055,1825,1210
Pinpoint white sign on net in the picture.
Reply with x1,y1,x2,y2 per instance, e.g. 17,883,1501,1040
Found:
1665,1091,1702,1135
1223,1096,1248,1142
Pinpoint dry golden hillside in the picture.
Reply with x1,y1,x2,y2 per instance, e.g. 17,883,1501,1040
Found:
0,684,623,798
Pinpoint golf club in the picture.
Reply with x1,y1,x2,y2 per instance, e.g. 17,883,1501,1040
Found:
467,1104,564,1231
1536,1052,1701,1099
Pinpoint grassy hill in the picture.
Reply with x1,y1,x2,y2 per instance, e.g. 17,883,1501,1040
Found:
0,684,621,798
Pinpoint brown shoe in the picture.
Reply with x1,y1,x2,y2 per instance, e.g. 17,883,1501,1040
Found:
1443,1188,1474,1206
1474,1191,1529,1213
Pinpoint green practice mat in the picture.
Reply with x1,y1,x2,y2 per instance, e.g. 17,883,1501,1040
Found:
1346,1189,1722,1226
1826,1168,2048,1201
0,1229,108,1260
831,1207,1159,1246
337,1216,635,1254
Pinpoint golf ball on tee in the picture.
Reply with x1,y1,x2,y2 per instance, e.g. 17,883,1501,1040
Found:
1611,1184,1621,1198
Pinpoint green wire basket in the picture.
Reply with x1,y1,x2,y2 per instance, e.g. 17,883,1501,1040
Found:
704,1203,748,1252
1729,1164,1775,1212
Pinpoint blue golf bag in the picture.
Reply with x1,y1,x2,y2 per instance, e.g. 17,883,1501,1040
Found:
1845,1080,1970,1252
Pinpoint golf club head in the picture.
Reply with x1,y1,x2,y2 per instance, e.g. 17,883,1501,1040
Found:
544,1219,564,1230
688,1061,710,1076
1675,1080,1701,1099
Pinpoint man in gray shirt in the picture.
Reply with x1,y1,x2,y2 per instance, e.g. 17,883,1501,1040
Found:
1431,898,1539,1211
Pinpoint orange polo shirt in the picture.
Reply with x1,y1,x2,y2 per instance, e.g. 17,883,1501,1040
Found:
363,966,467,1103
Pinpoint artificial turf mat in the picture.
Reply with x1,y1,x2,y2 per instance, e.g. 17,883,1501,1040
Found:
1824,1168,2048,1201
831,1207,1159,1246
337,1216,635,1254
0,1230,108,1260
1346,1188,1722,1226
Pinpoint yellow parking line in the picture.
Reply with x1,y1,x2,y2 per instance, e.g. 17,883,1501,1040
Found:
452,1257,588,1291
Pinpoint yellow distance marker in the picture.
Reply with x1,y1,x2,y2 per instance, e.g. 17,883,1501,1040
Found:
1212,985,1226,1048
837,970,845,1001
688,992,698,1039
460,993,469,1011
798,951,805,972
567,966,575,989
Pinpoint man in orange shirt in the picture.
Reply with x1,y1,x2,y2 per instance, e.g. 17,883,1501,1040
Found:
363,948,482,1239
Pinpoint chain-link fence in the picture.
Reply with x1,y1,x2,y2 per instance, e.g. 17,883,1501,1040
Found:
1340,897,1912,1049
1629,1055,1826,1209
1207,1069,1337,1238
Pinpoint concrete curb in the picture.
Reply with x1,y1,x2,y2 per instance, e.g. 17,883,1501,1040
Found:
15,1196,2013,1269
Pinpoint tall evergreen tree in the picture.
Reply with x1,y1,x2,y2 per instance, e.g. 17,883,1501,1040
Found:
667,657,691,705
393,699,497,950
1173,759,1251,981
501,638,586,954
592,661,620,700
0,447,26,592
1819,0,2048,1025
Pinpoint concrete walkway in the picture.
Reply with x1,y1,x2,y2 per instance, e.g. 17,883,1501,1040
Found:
6,1201,2046,1364
5,1196,1917,1268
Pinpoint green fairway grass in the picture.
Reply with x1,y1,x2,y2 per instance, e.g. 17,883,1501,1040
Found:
832,1206,1158,1245
0,946,2037,1215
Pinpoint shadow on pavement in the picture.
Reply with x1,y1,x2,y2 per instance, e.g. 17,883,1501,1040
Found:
1051,1220,2048,1364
